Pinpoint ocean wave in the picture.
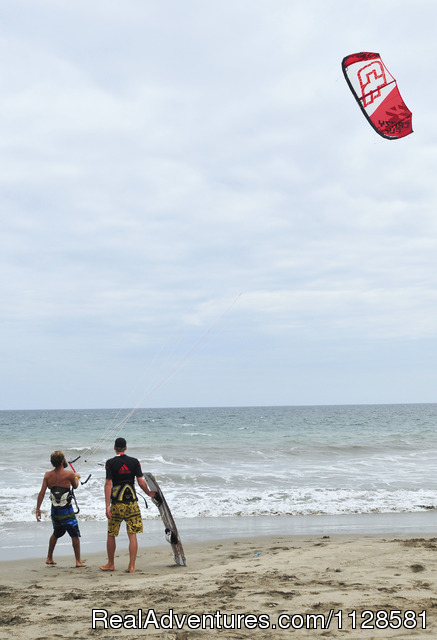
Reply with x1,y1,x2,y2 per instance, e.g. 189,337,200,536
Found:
182,432,212,437
5,486,437,524
144,455,177,466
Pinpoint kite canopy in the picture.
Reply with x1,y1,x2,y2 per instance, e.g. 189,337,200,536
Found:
342,52,413,140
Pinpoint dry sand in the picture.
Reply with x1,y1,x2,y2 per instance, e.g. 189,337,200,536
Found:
1,534,436,639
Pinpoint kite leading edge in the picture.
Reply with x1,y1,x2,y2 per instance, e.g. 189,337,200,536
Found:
342,52,413,140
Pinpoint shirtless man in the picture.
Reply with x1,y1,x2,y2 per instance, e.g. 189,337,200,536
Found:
36,450,85,567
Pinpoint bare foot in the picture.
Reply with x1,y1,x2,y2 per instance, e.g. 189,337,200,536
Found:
76,561,86,568
46,559,57,565
125,566,135,573
99,563,115,571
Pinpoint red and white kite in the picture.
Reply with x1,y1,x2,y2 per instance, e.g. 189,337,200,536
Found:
342,52,413,140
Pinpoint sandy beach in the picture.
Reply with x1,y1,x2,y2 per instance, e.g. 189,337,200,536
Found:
1,532,436,639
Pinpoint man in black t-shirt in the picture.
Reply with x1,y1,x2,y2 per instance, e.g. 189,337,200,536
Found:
100,437,155,573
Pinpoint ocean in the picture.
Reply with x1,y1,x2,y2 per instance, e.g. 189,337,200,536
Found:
1,404,437,559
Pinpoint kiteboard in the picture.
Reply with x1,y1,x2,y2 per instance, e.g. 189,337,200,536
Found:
143,472,186,566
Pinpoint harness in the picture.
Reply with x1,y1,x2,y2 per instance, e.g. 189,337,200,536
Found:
50,486,80,514
50,486,73,508
111,482,138,504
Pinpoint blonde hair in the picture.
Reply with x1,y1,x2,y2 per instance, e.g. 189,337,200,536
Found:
50,450,65,468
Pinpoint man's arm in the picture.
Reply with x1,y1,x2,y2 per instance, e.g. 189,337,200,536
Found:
67,469,80,489
137,476,156,498
104,478,112,519
35,474,48,521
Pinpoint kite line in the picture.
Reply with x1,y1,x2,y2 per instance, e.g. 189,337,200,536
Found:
74,293,243,471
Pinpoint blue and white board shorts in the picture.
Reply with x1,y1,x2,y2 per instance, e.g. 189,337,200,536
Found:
51,505,81,538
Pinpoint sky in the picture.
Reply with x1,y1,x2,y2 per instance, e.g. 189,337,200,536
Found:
1,0,437,410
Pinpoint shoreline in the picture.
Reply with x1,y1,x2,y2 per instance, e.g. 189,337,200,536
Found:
1,531,437,639
2,510,437,561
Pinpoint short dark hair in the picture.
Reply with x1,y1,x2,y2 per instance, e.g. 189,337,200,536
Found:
114,437,127,451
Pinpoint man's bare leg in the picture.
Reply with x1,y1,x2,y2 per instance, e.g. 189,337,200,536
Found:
46,534,57,565
72,536,86,567
100,535,116,571
126,532,138,573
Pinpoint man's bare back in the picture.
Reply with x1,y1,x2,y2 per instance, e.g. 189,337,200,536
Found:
44,466,77,490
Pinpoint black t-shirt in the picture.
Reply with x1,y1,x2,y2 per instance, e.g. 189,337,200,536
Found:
105,454,143,503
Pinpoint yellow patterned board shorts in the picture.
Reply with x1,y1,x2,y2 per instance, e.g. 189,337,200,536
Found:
108,501,143,537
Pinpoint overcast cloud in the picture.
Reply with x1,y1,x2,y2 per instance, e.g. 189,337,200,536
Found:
1,0,437,409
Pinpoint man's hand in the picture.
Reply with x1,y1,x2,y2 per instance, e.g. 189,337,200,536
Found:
152,492,163,507
36,508,42,522
105,506,112,520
